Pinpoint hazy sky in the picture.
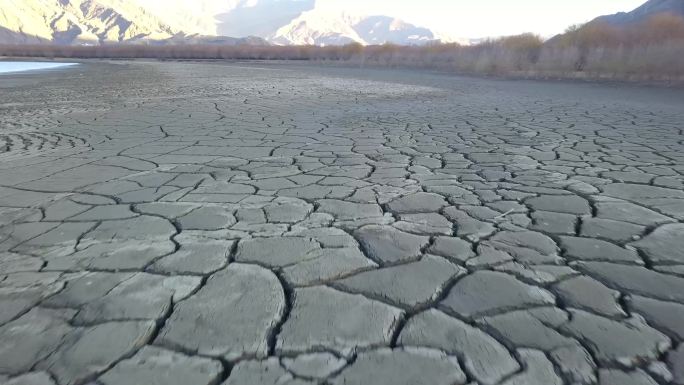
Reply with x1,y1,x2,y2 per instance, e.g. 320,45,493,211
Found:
315,0,647,38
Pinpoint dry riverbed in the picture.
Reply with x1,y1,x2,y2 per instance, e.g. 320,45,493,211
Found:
1,61,684,385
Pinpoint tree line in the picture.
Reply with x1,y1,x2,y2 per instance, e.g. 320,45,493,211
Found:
2,13,683,82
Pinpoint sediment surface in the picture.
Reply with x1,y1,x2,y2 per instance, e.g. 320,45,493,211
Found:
1,61,684,385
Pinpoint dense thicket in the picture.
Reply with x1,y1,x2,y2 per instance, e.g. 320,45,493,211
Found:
2,13,683,82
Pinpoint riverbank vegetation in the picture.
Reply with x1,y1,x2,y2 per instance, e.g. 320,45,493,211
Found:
2,13,683,83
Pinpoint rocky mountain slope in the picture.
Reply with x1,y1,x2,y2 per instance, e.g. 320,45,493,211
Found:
595,0,684,24
0,0,179,44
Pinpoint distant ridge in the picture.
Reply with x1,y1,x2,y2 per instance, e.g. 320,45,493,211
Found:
594,0,684,25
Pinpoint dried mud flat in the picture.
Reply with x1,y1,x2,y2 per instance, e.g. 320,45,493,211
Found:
1,61,684,385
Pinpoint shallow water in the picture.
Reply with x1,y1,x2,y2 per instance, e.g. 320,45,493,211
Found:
0,61,77,74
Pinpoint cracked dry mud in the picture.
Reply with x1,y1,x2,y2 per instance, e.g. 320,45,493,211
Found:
1,61,684,385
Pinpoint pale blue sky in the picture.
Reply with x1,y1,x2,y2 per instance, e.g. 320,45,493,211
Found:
317,0,646,38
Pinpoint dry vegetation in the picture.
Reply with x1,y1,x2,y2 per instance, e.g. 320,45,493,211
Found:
2,13,683,82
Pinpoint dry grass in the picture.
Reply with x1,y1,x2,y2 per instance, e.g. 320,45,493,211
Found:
2,13,683,83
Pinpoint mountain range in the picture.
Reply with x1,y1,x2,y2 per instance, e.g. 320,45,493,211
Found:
0,0,454,45
0,0,176,44
0,0,681,47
